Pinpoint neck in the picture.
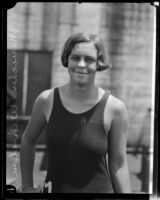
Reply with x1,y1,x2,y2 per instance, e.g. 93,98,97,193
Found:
67,82,98,102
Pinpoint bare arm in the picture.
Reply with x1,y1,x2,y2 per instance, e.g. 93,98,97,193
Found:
107,98,131,193
20,91,48,192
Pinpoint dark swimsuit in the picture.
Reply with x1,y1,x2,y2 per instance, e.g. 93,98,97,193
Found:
43,87,114,193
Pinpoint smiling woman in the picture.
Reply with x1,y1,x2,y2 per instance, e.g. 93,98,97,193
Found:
20,33,131,193
68,42,98,87
61,33,111,71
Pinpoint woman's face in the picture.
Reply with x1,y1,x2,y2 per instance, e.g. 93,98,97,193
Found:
68,42,98,87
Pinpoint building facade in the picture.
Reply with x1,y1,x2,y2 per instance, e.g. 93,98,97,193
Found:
7,2,155,147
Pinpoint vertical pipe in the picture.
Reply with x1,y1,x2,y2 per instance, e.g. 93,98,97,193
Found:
149,5,157,194
23,3,30,48
22,53,29,115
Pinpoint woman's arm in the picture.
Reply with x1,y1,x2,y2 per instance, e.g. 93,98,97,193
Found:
107,97,131,193
20,91,48,192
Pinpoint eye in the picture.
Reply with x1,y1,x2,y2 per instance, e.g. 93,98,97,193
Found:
70,56,80,61
85,57,96,63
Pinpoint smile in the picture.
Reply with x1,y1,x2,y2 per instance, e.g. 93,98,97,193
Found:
73,71,89,74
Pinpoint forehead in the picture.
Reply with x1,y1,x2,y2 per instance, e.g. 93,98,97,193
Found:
70,42,97,57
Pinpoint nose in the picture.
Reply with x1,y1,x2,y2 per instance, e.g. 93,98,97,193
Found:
77,58,86,68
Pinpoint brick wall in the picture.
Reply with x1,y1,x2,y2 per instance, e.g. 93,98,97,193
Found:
7,2,155,147
104,3,154,145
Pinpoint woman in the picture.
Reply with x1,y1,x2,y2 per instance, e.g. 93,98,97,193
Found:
20,33,131,193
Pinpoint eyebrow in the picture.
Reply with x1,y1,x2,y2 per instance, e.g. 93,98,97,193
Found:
70,54,97,59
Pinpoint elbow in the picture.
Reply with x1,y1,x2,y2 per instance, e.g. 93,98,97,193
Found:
109,157,128,175
109,163,120,175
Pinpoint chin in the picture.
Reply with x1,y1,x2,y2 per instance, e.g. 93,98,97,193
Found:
73,78,90,87
75,81,87,87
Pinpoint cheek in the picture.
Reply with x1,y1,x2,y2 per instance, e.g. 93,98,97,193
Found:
68,60,75,70
68,66,75,74
68,64,75,75
88,64,97,73
68,60,97,73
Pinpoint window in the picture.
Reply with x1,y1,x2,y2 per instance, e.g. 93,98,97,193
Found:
7,50,52,144
7,50,52,116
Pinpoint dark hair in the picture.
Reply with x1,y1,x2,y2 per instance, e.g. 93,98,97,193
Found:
61,33,112,71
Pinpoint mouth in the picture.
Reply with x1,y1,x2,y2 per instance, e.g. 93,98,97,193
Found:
73,71,89,74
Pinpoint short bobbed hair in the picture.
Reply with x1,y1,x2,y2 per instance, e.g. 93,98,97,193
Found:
61,33,112,71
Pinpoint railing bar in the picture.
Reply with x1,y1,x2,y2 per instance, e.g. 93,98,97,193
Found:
6,144,154,154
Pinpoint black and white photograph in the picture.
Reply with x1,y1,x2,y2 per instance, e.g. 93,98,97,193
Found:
5,2,158,198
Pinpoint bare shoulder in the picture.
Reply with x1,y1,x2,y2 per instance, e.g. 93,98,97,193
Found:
34,89,54,117
107,95,128,120
35,89,54,105
104,94,128,133
104,95,129,144
37,89,53,101
109,95,127,111
36,88,54,121
22,89,55,144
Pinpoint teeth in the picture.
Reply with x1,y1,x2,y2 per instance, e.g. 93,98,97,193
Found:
75,72,87,74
